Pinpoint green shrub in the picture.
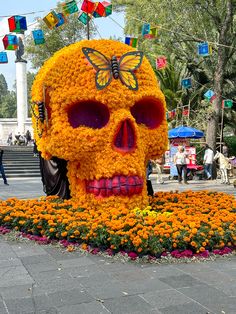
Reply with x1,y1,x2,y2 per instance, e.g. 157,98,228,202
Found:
224,136,236,156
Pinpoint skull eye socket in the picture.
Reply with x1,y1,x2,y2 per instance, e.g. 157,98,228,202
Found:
131,97,165,129
68,100,110,129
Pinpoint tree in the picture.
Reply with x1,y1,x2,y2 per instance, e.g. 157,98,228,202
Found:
0,91,17,118
0,74,8,103
0,74,16,118
27,72,35,117
114,0,236,150
25,4,96,69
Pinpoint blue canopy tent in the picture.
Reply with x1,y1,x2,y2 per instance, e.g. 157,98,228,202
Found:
168,126,204,139
168,126,204,177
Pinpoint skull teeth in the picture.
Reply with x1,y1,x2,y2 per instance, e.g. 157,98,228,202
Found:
86,175,143,197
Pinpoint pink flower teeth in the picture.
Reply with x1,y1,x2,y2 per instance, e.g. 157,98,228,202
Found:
86,175,143,197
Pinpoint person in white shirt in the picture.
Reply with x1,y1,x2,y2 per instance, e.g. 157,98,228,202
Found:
174,145,189,184
203,144,214,179
153,156,164,184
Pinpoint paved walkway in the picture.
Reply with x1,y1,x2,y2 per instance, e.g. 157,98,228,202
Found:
0,177,236,314
1,175,236,200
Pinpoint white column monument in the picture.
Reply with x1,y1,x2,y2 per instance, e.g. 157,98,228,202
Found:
15,34,28,135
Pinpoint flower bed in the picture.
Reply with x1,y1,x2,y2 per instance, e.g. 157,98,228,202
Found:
0,191,235,258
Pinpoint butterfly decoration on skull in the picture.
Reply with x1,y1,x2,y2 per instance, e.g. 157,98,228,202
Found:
82,47,144,91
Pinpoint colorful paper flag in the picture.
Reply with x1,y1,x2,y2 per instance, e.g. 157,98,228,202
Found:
125,37,138,48
93,2,105,17
56,13,67,27
181,78,192,89
62,0,78,15
142,23,150,36
2,34,18,50
43,11,60,29
144,27,158,39
101,1,112,17
198,42,212,56
156,57,167,70
210,94,216,103
81,0,96,14
182,108,189,116
169,110,176,118
204,89,215,100
32,30,45,45
0,52,8,64
222,99,233,108
8,15,27,33
78,12,91,25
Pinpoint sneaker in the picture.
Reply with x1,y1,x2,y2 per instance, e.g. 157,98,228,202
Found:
4,182,9,185
184,182,189,184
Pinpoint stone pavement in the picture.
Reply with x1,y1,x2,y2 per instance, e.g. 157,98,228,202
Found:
0,238,235,314
0,177,235,314
1,175,236,200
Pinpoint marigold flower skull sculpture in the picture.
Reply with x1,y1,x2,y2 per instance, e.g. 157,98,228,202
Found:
31,39,168,209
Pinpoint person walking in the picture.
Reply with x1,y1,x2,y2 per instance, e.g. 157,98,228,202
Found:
7,132,13,146
174,145,189,184
33,140,39,157
0,147,9,185
25,130,32,146
146,160,154,196
153,156,164,184
203,144,214,180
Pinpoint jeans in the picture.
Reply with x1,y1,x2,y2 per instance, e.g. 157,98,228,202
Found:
176,164,187,183
204,163,212,178
0,164,7,184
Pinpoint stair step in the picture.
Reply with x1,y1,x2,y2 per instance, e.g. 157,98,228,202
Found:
4,165,39,171
5,167,40,171
5,161,38,163
1,146,41,178
6,173,41,178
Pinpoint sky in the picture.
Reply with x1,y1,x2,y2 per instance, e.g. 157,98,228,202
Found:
0,0,125,90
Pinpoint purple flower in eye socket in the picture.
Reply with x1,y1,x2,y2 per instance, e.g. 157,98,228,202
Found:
68,100,110,129
131,97,165,129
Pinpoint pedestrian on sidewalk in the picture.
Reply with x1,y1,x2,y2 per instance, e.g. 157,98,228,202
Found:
33,140,39,157
203,144,214,180
146,160,154,196
7,132,13,146
174,145,189,184
0,147,9,185
25,130,32,146
153,156,164,184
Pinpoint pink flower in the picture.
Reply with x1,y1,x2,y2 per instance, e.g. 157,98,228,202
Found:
194,250,210,258
181,250,193,257
128,252,138,260
161,252,168,257
91,248,100,255
171,250,182,258
213,247,232,255
105,248,114,256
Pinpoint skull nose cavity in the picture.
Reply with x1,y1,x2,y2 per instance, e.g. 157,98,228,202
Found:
114,119,136,152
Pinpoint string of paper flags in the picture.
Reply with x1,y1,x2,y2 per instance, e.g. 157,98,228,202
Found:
0,0,112,62
166,106,190,120
0,1,235,111
123,23,235,109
